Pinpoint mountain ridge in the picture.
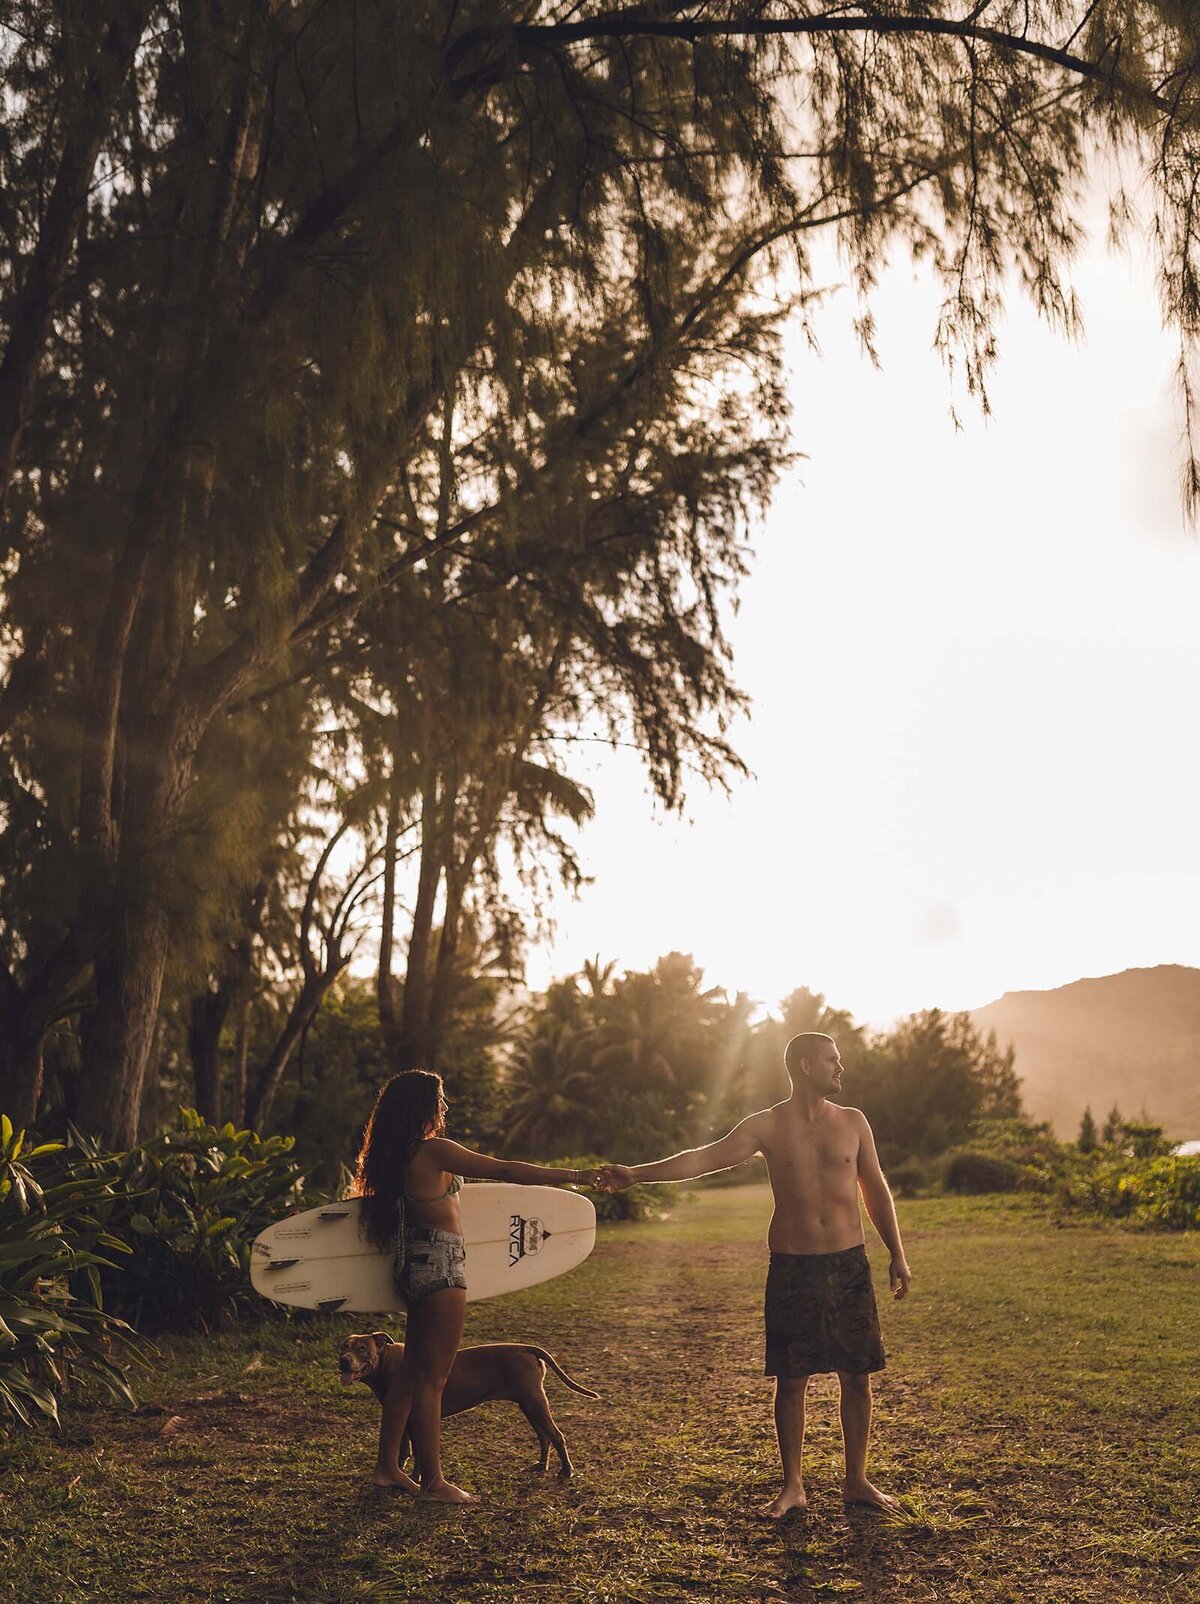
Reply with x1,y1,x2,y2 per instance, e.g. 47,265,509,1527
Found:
969,964,1200,1139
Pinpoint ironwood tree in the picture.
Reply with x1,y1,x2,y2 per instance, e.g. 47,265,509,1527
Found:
1,2,1198,1143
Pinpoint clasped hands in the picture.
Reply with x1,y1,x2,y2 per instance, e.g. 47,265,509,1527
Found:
574,1164,635,1192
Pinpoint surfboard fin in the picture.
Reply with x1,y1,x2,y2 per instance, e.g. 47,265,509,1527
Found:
317,1296,348,1312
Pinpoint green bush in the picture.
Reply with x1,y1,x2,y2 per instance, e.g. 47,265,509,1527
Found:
0,1116,150,1431
961,1118,1076,1190
66,1109,308,1333
887,1156,931,1198
942,1149,1026,1194
1060,1154,1200,1229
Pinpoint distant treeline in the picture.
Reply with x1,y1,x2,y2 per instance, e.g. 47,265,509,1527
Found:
31,941,1184,1195
220,954,1027,1188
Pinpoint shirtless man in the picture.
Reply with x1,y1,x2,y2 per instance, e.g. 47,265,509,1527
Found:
601,1032,911,1518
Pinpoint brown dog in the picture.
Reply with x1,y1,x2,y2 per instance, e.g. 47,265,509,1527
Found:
337,1331,600,1478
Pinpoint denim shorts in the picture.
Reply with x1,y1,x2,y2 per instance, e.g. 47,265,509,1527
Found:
396,1227,467,1304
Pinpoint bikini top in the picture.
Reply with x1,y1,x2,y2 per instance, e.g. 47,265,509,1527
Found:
395,1166,464,1254
403,1172,464,1203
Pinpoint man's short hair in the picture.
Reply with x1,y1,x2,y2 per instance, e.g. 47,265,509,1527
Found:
784,1032,835,1081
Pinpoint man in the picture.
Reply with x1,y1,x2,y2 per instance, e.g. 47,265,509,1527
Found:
601,1032,911,1518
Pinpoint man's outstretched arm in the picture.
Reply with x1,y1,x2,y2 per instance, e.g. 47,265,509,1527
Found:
602,1114,763,1188
853,1111,912,1300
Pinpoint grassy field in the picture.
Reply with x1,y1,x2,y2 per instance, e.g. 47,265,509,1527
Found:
3,1186,1199,1604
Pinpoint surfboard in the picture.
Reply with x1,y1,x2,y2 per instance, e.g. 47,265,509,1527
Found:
249,1183,596,1313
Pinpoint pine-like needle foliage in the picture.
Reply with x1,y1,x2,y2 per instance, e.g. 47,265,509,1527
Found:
0,3,1196,1140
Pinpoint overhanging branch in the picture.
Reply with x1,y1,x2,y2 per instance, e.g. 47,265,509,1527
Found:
449,7,1170,119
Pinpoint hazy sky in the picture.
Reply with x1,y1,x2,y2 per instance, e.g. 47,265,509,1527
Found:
524,196,1200,1028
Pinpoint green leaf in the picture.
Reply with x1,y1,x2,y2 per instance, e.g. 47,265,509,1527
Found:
0,1237,53,1268
0,1376,33,1426
7,1371,60,1424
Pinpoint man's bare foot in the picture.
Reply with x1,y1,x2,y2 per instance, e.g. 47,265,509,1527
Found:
371,1468,420,1493
419,1479,477,1505
842,1477,898,1511
757,1484,808,1520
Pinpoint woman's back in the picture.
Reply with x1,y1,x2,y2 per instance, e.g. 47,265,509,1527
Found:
403,1138,464,1231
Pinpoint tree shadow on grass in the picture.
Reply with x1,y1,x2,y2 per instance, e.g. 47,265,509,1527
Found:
232,1467,592,1604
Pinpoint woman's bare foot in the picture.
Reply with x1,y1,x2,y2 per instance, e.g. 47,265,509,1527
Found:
757,1483,808,1520
371,1467,420,1493
419,1478,477,1505
842,1477,898,1511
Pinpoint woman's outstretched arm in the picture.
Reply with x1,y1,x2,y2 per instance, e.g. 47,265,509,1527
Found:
423,1138,602,1188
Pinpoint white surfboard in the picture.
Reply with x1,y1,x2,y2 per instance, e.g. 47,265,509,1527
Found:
249,1183,596,1313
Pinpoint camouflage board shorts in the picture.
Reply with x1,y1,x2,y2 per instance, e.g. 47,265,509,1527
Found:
764,1244,886,1378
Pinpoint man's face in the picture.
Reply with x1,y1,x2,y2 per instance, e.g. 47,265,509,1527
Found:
805,1039,844,1094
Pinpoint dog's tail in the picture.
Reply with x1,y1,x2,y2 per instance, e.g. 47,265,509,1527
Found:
526,1347,601,1399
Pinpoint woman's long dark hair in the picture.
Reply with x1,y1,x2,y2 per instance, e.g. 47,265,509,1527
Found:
352,1071,445,1249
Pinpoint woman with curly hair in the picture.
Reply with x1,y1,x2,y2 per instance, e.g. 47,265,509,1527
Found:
352,1069,604,1503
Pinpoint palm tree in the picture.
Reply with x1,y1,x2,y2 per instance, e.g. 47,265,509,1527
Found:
579,956,617,1005
778,987,866,1055
503,1019,597,1155
590,953,725,1097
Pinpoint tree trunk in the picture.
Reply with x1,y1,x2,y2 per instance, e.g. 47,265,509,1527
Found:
244,975,328,1132
231,993,251,1127
425,873,466,1075
76,890,170,1148
376,751,404,1061
0,1031,44,1131
186,926,257,1124
0,942,89,1129
395,768,442,1071
187,986,231,1124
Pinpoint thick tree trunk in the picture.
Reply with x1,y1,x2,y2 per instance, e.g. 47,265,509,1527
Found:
76,886,170,1148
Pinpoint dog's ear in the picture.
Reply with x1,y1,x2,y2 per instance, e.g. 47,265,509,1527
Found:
372,1331,394,1349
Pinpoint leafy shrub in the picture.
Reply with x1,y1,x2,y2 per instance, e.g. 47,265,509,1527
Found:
67,1109,307,1333
1060,1154,1200,1229
0,1116,149,1431
1108,1121,1175,1160
549,1157,675,1222
887,1156,931,1198
942,1150,1026,1194
961,1118,1076,1190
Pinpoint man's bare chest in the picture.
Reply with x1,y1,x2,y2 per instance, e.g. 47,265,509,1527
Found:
762,1120,859,1182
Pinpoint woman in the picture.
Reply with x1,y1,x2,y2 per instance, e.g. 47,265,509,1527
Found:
351,1069,604,1503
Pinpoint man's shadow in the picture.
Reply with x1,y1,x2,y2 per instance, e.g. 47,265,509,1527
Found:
764,1498,976,1596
